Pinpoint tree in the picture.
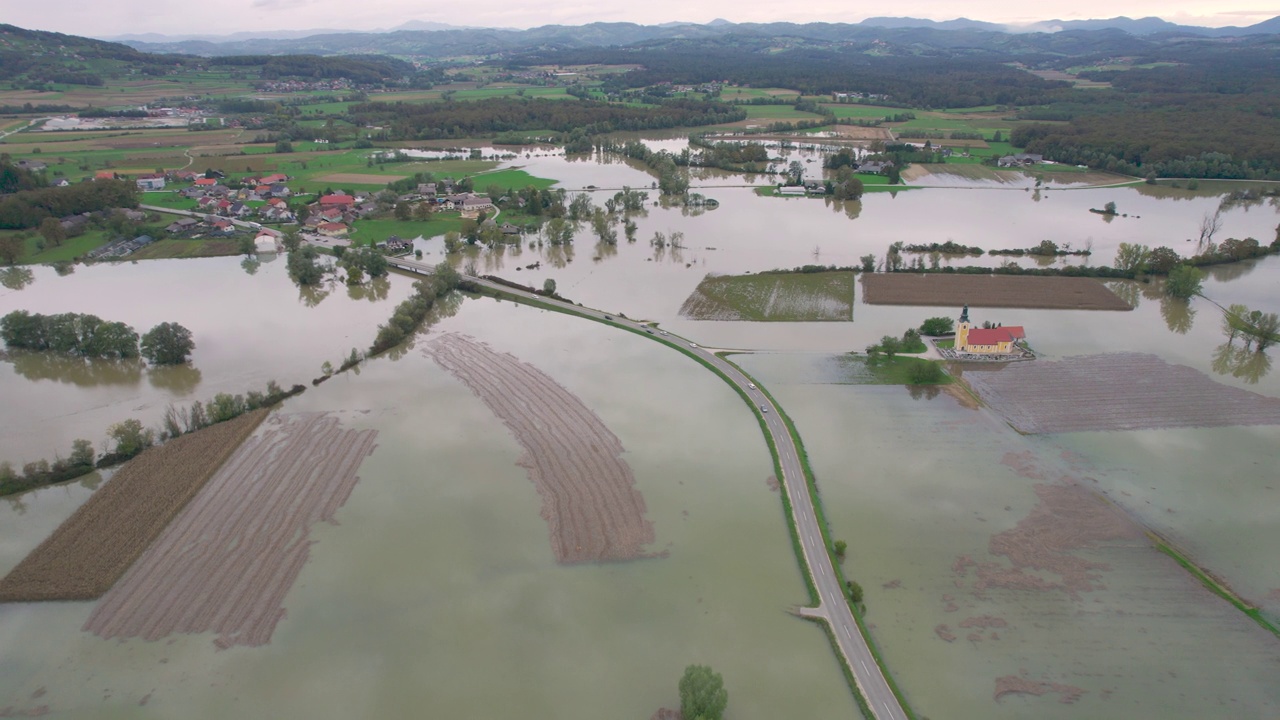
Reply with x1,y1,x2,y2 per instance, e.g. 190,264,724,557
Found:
1148,246,1181,274
908,359,945,384
847,580,864,604
1165,264,1204,299
238,234,256,256
141,322,195,365
394,201,411,221
281,228,301,252
106,419,154,458
679,665,728,720
833,540,847,557
287,245,325,285
878,335,903,358
859,254,876,273
1197,209,1223,248
1113,242,1152,274
1103,201,1117,215
0,236,23,265
919,317,954,336
434,261,461,290
542,278,557,295
38,216,65,248
69,438,94,467
275,140,294,153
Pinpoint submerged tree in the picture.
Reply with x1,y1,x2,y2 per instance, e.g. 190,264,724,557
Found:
679,665,728,720
141,322,195,365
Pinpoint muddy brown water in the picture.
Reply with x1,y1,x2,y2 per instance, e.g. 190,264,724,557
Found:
1,147,1278,718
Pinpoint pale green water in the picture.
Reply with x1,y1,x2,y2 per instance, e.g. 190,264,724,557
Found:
0,299,854,719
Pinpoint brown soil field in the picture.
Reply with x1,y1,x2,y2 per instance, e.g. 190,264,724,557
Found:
0,410,268,602
958,353,1280,433
425,333,656,564
860,274,1133,310
994,675,1087,704
951,481,1139,600
316,172,410,185
899,165,1027,184
84,413,378,648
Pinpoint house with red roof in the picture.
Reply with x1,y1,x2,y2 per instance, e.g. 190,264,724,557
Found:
955,305,1026,355
317,222,349,237
318,193,355,209
260,173,288,185
194,177,217,187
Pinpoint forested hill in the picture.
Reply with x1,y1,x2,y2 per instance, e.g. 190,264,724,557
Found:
120,18,1280,59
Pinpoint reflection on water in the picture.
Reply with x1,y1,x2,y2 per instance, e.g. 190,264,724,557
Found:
347,276,391,303
0,267,34,290
1212,341,1273,384
5,350,144,387
299,283,331,307
905,383,942,401
147,363,203,395
1206,258,1258,283
1161,296,1196,334
241,257,260,275
1106,280,1142,308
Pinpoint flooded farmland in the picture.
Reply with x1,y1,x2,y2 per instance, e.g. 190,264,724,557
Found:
1,146,1279,718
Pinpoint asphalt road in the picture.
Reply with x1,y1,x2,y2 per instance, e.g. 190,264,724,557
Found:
374,255,908,720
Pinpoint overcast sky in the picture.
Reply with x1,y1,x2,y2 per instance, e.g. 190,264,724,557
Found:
8,0,1278,38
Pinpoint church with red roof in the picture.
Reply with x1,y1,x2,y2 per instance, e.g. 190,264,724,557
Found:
954,305,1025,354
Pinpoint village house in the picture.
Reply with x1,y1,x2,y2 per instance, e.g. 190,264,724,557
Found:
998,153,1043,168
16,160,47,172
318,193,356,211
166,217,200,234
317,222,349,238
954,305,1026,354
135,173,166,191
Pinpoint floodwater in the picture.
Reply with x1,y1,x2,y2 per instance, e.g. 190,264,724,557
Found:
0,255,415,466
0,299,854,719
1,145,1279,718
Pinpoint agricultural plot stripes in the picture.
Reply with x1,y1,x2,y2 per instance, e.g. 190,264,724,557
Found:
0,410,269,602
425,334,656,564
84,413,378,648
860,274,1133,311
958,353,1280,433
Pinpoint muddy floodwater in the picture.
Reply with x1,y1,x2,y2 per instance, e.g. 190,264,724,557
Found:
1,146,1279,718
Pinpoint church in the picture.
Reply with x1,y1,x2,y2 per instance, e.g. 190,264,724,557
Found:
954,305,1025,354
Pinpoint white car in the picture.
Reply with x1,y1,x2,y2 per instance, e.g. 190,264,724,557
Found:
658,330,668,336
689,342,699,348
748,383,757,389
761,405,769,413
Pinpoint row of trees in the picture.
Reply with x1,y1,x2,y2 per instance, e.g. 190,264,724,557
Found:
0,178,139,230
348,97,745,141
370,263,463,355
0,311,194,364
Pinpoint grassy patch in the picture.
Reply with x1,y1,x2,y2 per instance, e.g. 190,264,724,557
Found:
680,271,855,321
469,168,557,192
127,238,243,260
350,216,463,244
854,355,953,385
5,228,112,264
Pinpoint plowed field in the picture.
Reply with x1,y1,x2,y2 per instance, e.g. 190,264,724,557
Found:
680,271,854,321
425,334,655,564
83,413,378,648
860,274,1132,310
958,353,1280,433
0,410,268,602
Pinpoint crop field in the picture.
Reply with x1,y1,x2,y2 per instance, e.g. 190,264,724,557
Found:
680,271,854,321
0,79,253,108
741,105,825,120
425,334,657,564
860,274,1133,310
956,353,1280,433
314,171,409,185
0,410,269,602
820,104,912,119
350,216,463,244
84,412,379,648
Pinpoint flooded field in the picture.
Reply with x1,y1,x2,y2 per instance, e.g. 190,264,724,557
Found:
0,144,1277,718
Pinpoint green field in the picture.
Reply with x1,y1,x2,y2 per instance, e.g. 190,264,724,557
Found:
128,238,243,260
468,168,556,192
820,104,906,119
4,229,112,264
349,216,464,244
679,271,855,321
741,105,825,120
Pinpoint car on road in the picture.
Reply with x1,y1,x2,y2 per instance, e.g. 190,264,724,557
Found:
658,330,668,336
689,342,699,348
645,329,654,334
604,315,612,321
761,405,769,412
748,383,757,389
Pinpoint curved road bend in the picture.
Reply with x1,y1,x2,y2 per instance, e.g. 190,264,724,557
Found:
375,255,908,720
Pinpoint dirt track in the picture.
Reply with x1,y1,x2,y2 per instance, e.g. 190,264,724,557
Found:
0,410,268,602
959,353,1280,433
425,333,655,564
83,413,377,648
860,274,1132,310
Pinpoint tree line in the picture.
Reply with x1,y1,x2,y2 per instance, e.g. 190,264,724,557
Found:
1,311,194,365
0,177,139,230
346,97,746,140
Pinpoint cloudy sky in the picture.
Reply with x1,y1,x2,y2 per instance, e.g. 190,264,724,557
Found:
8,0,1278,38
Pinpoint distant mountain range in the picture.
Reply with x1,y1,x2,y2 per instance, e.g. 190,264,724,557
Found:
106,15,1280,58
